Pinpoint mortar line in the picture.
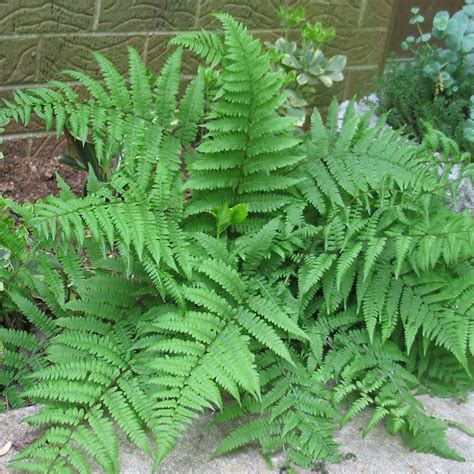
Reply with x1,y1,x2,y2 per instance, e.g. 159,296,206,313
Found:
0,80,81,91
0,62,378,94
0,26,387,41
34,36,43,82
2,131,56,141
358,0,369,27
193,0,202,29
92,0,101,31
143,34,150,63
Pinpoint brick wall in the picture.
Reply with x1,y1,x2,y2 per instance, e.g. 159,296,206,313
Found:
0,0,395,141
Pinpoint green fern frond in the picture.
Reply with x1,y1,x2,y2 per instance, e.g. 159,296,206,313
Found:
213,351,340,468
177,70,205,147
170,30,224,68
1,13,473,474
183,14,302,230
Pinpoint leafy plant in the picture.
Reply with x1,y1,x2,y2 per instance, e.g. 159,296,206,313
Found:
211,203,249,238
0,116,6,167
169,6,346,128
0,14,473,474
265,6,346,126
57,128,111,184
378,1,474,151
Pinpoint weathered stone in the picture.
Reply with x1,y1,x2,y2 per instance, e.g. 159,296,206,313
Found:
146,33,200,76
360,0,394,28
97,0,197,32
343,66,379,99
0,38,38,84
0,0,95,33
326,28,387,66
198,0,283,29
292,0,361,28
39,35,145,81
311,80,346,109
1,395,473,473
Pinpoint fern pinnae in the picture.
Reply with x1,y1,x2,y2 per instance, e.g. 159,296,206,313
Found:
1,13,474,473
154,47,183,131
169,30,224,68
94,52,131,111
176,69,205,148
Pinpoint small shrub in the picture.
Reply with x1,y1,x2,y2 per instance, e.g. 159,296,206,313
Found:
0,14,473,474
377,2,474,152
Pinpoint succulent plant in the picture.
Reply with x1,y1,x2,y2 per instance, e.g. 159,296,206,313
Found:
266,7,346,126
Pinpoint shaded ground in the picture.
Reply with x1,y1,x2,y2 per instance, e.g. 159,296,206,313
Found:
1,394,473,473
0,135,85,202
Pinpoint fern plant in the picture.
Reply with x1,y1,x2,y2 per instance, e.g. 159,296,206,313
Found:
0,13,473,474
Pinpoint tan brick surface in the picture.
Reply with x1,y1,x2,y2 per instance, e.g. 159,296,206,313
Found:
0,0,95,33
360,0,394,28
0,37,38,84
0,0,396,139
327,28,387,67
97,0,197,32
39,35,145,80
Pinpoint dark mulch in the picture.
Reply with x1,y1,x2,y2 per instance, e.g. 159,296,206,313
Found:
0,135,86,203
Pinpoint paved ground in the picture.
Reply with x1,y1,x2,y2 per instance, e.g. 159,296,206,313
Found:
1,394,473,473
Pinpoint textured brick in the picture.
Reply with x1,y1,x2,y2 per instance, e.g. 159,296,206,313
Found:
291,0,360,28
0,38,38,84
344,67,379,99
198,0,282,29
97,0,197,32
360,0,394,28
0,0,94,33
199,0,363,30
147,34,200,76
326,28,386,66
0,0,397,127
39,35,145,81
2,119,46,136
310,79,346,109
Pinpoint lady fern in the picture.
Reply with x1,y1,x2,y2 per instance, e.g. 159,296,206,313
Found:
0,13,473,474
182,14,302,232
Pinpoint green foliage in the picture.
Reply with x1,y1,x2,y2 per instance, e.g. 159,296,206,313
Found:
265,7,346,126
0,14,473,474
0,116,6,166
378,1,474,151
327,330,465,461
57,128,109,185
181,14,302,232
212,351,341,468
211,203,248,238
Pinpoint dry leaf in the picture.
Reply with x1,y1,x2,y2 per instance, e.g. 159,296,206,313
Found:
0,440,12,456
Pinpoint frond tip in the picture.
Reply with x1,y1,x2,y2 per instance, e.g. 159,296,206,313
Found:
1,12,473,474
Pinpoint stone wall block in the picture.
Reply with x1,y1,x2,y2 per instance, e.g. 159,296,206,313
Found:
0,38,38,84
97,0,197,31
360,0,394,28
326,28,386,66
39,35,145,81
0,1,95,33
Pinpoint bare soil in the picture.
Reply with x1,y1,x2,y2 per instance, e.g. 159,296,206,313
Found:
0,135,86,203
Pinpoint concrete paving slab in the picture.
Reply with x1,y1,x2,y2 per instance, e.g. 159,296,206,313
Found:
1,394,473,473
